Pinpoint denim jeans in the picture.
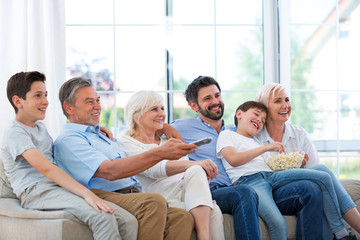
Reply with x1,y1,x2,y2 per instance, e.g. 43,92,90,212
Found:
211,184,261,240
310,164,356,215
211,180,325,240
274,180,323,240
310,164,355,240
236,169,346,240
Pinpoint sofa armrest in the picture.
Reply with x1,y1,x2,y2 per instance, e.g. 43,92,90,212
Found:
340,179,360,203
340,179,360,238
0,198,93,240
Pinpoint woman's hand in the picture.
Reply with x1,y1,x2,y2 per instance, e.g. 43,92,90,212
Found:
99,126,114,140
300,152,309,168
265,142,285,153
194,159,219,180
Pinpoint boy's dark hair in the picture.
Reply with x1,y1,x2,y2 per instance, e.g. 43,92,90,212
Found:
234,101,268,126
6,71,46,113
185,76,221,104
59,77,93,118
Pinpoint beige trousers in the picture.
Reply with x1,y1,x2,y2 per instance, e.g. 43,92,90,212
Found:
92,189,195,240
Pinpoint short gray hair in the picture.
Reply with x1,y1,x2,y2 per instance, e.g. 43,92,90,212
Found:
59,77,93,118
124,90,164,136
255,83,287,107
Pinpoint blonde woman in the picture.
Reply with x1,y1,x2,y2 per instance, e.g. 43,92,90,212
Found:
254,83,360,238
118,90,224,240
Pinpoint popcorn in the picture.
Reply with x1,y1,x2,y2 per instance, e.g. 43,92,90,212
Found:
266,152,304,171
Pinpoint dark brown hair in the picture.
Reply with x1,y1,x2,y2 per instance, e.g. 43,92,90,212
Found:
6,71,46,113
234,101,268,126
185,76,221,104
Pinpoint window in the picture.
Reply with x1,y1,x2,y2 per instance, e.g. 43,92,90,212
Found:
65,0,360,179
279,0,360,178
66,0,264,133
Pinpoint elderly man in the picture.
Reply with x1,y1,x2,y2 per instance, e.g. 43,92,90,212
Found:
54,77,196,240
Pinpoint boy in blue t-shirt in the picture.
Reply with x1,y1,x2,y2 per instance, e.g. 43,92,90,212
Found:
1,71,137,240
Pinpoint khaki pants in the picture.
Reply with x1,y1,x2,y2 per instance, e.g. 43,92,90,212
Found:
92,189,194,240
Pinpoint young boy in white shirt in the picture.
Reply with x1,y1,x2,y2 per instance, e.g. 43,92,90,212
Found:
1,71,137,240
216,100,356,240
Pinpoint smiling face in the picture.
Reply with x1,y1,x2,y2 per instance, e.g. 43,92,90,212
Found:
236,108,266,138
138,104,166,133
15,81,48,127
66,86,101,127
267,89,292,124
190,84,224,121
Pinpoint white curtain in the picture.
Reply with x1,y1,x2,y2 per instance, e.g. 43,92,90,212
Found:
0,0,66,140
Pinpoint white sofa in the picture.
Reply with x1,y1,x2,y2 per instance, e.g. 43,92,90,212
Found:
1,157,360,239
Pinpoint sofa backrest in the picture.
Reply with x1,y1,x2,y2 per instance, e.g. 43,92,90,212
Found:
340,179,360,203
0,156,17,199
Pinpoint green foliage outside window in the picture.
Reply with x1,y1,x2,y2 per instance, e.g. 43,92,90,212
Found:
222,27,263,126
290,39,317,134
100,107,124,130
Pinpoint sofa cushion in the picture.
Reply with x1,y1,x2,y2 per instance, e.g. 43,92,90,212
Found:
223,213,297,240
0,198,79,220
0,156,17,199
0,199,93,240
0,177,17,199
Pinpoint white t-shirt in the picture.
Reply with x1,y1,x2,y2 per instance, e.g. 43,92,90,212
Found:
216,130,271,184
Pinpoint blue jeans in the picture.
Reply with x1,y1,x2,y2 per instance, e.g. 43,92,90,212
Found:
274,180,323,240
211,184,260,240
310,164,355,240
236,169,346,240
311,164,356,215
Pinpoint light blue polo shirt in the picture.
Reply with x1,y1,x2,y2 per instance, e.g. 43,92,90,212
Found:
171,117,232,187
54,123,141,192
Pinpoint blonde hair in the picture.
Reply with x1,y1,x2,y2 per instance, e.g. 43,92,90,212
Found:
255,83,287,107
124,90,164,136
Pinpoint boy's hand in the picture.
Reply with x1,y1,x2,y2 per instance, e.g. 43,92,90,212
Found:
99,126,114,140
83,191,115,214
156,123,184,142
266,142,285,153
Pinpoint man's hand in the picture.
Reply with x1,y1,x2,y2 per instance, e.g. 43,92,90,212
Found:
99,126,114,140
157,123,184,142
158,138,197,160
193,159,218,180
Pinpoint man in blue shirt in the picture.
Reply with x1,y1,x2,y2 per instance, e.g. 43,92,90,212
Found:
171,76,324,240
54,77,196,240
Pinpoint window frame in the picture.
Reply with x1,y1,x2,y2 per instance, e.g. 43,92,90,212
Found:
65,0,360,178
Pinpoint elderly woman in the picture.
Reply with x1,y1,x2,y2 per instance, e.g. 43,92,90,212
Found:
254,83,360,237
117,90,224,240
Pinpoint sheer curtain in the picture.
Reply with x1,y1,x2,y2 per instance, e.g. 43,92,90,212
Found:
0,0,66,140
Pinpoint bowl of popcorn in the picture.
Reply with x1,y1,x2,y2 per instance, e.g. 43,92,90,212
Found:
266,152,304,171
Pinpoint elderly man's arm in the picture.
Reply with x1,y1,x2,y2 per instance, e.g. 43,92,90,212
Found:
95,138,197,181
